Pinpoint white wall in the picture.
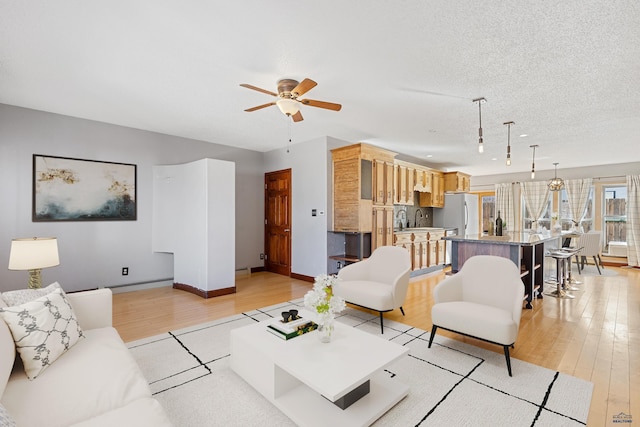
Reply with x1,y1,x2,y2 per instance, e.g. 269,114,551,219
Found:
0,104,262,292
153,159,235,292
263,137,331,278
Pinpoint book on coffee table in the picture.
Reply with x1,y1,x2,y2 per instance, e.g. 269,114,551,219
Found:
267,318,318,340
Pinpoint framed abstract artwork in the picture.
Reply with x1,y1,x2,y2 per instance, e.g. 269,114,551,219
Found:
33,154,137,221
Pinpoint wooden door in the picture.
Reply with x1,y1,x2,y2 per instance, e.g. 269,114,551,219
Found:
265,169,291,276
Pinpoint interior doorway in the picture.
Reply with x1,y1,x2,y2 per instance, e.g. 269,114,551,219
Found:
264,169,292,276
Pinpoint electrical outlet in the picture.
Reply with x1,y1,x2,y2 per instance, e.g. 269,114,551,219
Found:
259,253,264,260
337,261,342,269
122,267,129,276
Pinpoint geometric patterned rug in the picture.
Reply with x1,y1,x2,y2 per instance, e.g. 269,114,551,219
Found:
127,299,593,426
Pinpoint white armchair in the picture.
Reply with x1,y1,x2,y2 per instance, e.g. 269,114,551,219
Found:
428,255,524,376
336,246,411,334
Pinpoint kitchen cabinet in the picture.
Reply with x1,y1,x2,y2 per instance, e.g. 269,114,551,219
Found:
414,167,431,192
331,143,396,232
418,171,444,208
393,161,415,206
394,228,445,270
372,206,394,250
373,160,394,206
444,171,471,193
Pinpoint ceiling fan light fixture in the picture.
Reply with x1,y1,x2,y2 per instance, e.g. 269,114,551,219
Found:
548,162,564,191
276,98,299,116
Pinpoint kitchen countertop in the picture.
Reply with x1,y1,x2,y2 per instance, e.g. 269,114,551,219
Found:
394,227,444,233
443,232,561,245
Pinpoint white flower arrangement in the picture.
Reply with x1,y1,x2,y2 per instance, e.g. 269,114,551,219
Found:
304,274,346,318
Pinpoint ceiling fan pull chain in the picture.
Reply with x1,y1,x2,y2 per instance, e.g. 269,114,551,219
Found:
287,116,292,153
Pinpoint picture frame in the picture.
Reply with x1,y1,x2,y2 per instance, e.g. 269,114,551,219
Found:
33,154,137,222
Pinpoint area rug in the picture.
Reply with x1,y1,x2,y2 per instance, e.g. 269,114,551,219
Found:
575,263,618,277
127,299,593,426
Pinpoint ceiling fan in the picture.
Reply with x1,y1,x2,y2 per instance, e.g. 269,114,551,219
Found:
240,78,342,122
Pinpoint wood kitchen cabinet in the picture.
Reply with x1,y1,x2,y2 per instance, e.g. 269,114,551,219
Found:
373,159,395,206
372,206,394,250
393,161,415,206
414,167,432,192
418,171,444,208
331,144,396,232
444,171,471,193
394,229,445,270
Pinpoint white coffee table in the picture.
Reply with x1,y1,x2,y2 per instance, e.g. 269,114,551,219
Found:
230,317,409,427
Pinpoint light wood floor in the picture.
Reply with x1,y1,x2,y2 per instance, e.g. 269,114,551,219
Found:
113,264,639,427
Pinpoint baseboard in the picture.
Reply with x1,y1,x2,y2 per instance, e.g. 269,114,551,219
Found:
173,282,236,299
290,272,314,283
108,279,173,294
250,266,266,274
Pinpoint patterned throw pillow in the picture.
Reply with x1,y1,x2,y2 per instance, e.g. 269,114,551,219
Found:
0,288,84,380
0,403,17,427
0,282,61,306
0,403,16,427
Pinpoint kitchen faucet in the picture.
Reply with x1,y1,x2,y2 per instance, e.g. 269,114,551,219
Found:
414,210,424,228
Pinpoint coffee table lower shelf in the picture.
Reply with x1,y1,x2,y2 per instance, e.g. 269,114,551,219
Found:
272,371,408,427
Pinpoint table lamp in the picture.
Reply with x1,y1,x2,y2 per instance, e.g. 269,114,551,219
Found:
8,237,60,289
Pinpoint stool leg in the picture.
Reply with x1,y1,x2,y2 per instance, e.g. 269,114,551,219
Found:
545,256,574,299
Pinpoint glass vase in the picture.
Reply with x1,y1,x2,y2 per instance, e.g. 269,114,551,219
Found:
317,315,334,343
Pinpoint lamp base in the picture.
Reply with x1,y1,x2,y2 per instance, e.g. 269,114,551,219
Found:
28,268,43,289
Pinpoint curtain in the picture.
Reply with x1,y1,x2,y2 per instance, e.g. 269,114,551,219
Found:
495,183,515,232
564,178,593,230
520,181,551,230
627,175,640,267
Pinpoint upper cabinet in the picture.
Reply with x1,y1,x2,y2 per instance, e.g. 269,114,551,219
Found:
419,171,444,207
414,167,432,193
443,171,471,193
393,160,415,206
331,143,396,232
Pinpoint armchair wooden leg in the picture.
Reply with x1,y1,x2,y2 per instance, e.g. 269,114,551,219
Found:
593,256,602,274
379,312,384,334
503,345,513,377
428,325,438,348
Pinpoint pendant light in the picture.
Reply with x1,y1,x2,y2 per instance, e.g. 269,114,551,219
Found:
503,121,514,166
473,97,486,153
548,162,564,191
529,144,538,179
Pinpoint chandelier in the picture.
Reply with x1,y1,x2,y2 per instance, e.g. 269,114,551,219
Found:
548,162,564,191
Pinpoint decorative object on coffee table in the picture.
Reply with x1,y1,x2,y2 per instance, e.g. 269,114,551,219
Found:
303,274,345,342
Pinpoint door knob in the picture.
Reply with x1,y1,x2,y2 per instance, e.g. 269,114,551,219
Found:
284,229,290,232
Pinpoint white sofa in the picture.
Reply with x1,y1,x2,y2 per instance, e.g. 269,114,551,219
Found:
0,288,172,427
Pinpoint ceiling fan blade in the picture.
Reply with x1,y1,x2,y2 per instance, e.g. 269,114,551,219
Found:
292,78,317,97
240,83,278,97
244,102,276,112
299,98,342,111
291,111,304,122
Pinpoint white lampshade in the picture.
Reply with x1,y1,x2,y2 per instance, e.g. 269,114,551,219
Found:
8,237,60,270
276,98,300,116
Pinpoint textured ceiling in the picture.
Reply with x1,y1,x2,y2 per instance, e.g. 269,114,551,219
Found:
1,1,639,176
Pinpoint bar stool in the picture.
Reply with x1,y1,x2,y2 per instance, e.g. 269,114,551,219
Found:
559,247,582,290
545,250,574,299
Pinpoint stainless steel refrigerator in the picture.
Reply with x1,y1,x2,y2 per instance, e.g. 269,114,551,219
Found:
433,193,479,236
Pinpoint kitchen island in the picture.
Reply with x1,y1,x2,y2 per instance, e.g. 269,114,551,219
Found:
443,232,561,308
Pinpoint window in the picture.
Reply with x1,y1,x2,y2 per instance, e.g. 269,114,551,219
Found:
603,186,627,253
522,197,551,231
480,194,495,234
559,186,594,232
